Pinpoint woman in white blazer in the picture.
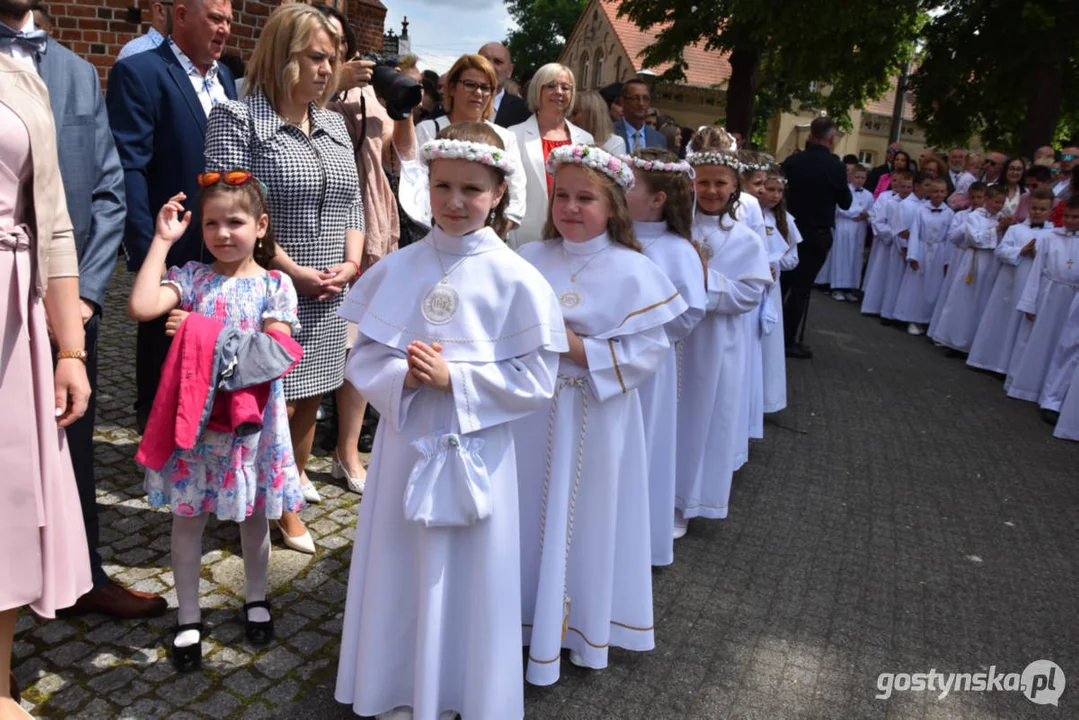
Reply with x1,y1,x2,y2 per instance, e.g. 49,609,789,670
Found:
410,54,527,229
508,63,593,249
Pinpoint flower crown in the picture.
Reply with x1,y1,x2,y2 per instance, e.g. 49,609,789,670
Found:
686,150,745,173
740,154,774,173
621,154,695,177
546,144,635,190
420,139,516,176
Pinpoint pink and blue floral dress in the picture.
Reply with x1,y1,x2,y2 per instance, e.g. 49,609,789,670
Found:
144,262,306,522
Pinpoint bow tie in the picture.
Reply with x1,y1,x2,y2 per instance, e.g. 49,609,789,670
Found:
1031,223,1045,228
855,188,865,193
0,24,46,57
931,208,944,213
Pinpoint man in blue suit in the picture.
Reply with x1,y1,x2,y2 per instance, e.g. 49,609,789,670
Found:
107,0,236,431
0,0,167,617
614,78,666,152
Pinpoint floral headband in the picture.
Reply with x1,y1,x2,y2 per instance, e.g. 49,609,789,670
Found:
686,150,745,173
420,139,516,176
621,154,695,177
740,154,774,173
546,144,635,190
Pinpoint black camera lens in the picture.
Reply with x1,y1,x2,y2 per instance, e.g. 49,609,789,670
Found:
363,53,423,121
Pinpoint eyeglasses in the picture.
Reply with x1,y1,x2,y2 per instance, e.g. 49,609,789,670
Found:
624,95,650,103
544,82,573,93
199,170,255,187
457,79,493,96
985,159,999,166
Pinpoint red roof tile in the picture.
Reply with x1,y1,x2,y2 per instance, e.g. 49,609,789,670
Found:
596,0,731,88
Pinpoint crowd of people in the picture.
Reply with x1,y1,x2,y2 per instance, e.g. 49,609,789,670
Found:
1,0,1077,719
813,140,1079,440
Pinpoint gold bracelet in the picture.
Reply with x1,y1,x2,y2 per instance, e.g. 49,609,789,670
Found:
57,349,88,364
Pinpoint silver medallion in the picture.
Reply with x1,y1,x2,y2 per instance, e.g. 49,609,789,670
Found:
422,284,459,324
559,289,583,309
699,242,715,260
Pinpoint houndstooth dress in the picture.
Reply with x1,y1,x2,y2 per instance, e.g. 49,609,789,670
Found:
205,90,364,400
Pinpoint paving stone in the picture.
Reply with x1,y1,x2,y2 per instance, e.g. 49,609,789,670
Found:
88,665,139,694
253,647,302,680
223,669,271,696
190,691,242,716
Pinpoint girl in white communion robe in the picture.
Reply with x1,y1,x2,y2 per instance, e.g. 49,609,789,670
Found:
334,124,567,720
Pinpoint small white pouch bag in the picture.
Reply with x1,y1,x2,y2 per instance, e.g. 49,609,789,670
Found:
403,431,491,527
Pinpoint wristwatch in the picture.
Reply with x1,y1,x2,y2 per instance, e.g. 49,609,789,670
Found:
57,349,88,364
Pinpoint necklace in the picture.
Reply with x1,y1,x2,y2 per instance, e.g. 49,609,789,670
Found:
563,243,612,282
421,240,479,324
559,242,612,309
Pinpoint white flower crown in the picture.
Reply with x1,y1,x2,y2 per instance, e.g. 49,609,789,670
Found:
685,150,745,173
545,144,635,190
621,154,695,177
420,139,516,176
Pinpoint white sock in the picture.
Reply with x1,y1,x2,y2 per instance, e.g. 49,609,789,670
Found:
239,508,271,623
171,513,209,646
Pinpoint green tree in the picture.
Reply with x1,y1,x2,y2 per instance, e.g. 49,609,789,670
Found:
909,0,1079,156
505,0,588,77
615,0,926,141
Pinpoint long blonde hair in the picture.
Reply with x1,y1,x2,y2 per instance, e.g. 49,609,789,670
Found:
543,163,641,251
573,91,614,146
244,4,340,110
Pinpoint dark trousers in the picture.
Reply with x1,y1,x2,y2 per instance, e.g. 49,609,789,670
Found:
780,225,833,346
135,315,171,432
66,314,108,589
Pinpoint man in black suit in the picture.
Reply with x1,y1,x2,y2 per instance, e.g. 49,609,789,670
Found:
780,117,853,359
479,41,530,128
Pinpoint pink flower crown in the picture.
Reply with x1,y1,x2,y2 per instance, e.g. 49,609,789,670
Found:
546,144,635,190
621,154,695,177
420,139,516,176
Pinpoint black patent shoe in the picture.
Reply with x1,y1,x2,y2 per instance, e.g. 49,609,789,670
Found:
1040,408,1061,426
243,600,274,646
170,623,203,672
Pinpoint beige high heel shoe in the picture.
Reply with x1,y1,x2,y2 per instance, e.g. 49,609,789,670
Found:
269,518,316,554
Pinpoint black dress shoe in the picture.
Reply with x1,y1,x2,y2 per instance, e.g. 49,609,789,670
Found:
785,343,814,359
243,600,274,646
170,623,203,672
9,670,19,703
1040,408,1061,426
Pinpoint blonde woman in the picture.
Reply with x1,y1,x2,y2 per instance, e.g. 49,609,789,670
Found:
508,62,594,248
205,3,366,553
408,54,526,231
570,90,626,156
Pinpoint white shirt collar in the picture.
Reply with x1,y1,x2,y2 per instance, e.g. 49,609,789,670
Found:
563,232,613,255
493,89,505,113
168,36,218,80
0,14,39,69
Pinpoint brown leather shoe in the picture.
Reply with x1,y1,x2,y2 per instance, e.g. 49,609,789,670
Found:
8,671,18,704
58,580,168,619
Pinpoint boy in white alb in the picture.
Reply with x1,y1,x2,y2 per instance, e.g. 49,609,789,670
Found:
930,183,988,333
881,173,929,321
967,189,1057,374
861,174,909,316
823,166,873,301
929,185,1007,352
893,178,953,334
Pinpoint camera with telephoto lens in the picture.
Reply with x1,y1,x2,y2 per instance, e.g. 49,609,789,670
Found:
361,53,422,120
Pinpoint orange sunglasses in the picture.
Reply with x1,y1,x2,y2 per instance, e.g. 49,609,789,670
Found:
198,170,256,187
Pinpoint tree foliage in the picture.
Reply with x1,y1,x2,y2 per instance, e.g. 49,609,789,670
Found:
616,0,926,140
909,0,1079,155
505,0,589,77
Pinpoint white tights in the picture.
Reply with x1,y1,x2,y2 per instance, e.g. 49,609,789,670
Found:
170,508,271,647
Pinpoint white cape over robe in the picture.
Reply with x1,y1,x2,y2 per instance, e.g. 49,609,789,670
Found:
1040,293,1079,411
861,192,896,315
881,195,923,320
929,208,1002,351
676,214,771,520
634,220,707,567
514,233,686,687
967,222,1055,373
334,226,567,720
1006,230,1079,402
893,203,953,324
817,185,872,290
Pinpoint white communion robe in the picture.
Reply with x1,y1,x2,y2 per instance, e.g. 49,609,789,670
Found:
967,221,1057,374
1005,229,1079,403
928,209,974,333
1040,293,1079,412
881,195,924,320
735,192,770,442
761,208,802,413
514,233,686,686
1052,360,1079,441
634,220,708,567
861,191,896,315
817,185,873,290
333,226,567,720
676,213,771,520
893,202,954,324
929,208,1003,352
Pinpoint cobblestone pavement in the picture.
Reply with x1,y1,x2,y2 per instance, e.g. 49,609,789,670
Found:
12,272,1079,720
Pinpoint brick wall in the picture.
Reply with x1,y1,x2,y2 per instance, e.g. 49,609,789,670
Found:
46,0,386,85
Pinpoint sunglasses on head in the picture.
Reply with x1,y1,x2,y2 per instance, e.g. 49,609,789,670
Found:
199,170,255,187
1063,154,1077,161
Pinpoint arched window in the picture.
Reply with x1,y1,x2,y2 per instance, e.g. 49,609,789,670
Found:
580,52,590,90
594,51,605,88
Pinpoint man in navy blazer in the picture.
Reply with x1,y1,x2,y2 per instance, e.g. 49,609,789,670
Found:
614,78,666,152
107,0,236,430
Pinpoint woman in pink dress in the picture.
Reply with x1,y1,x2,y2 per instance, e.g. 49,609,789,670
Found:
0,54,93,718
